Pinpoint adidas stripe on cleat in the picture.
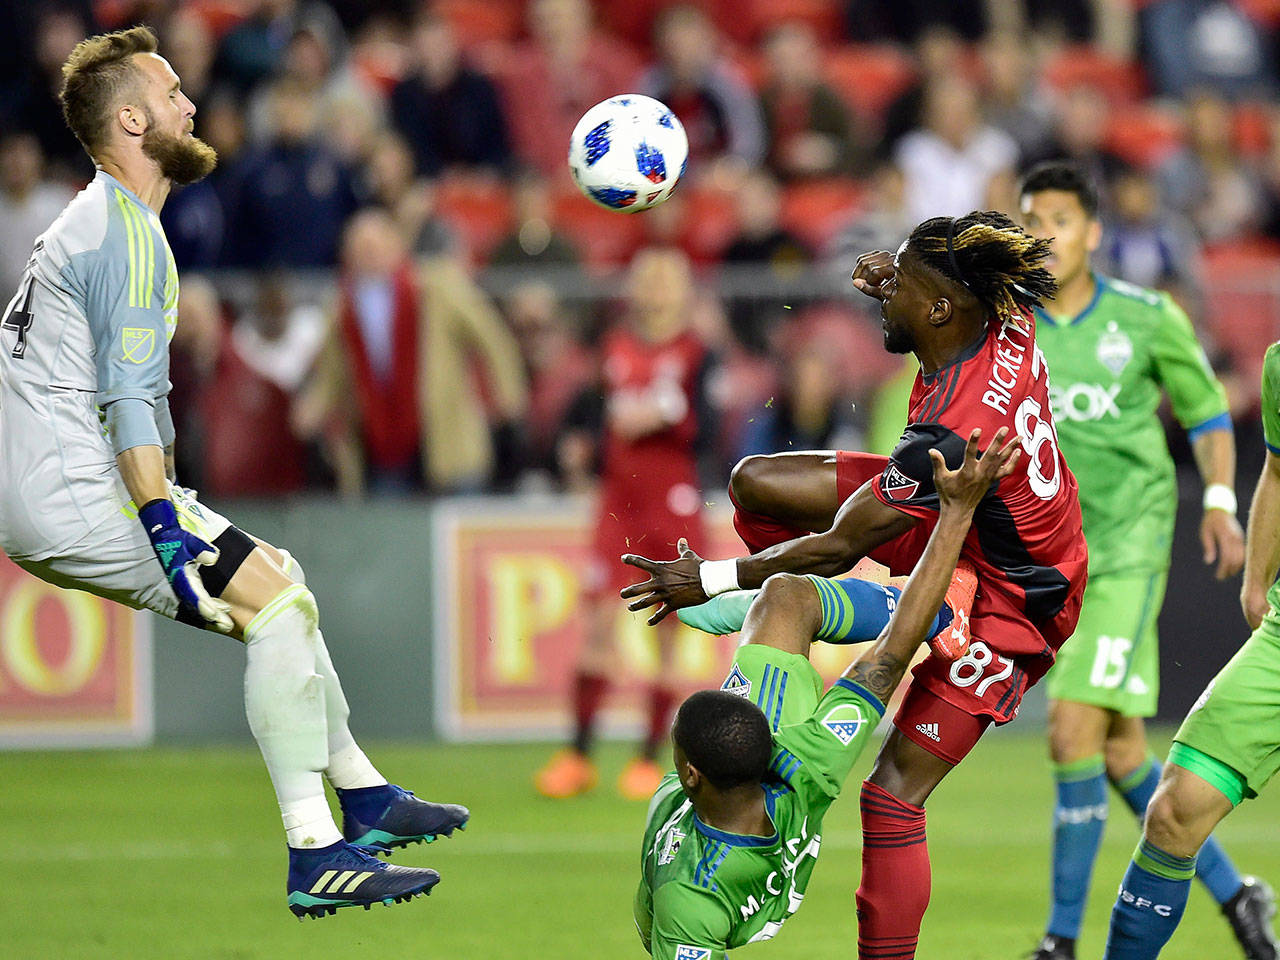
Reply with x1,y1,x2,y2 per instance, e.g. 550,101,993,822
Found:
928,559,978,662
339,783,470,855
286,840,440,919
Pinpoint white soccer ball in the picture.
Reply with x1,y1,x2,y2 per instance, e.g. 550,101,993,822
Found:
568,94,688,213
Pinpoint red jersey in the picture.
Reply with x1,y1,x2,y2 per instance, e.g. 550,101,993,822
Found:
870,311,1089,690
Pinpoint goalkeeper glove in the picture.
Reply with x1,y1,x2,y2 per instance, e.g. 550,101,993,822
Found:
138,498,233,632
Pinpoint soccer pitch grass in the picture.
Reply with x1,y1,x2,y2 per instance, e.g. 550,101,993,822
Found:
2,730,1275,960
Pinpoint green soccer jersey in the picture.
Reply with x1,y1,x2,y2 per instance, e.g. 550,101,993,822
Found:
633,678,885,960
1036,275,1230,577
1260,342,1280,611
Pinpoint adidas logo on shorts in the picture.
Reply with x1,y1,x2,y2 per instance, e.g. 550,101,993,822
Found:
915,722,941,742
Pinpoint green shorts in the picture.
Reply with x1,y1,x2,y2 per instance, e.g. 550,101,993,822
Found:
719,642,825,732
1046,570,1166,716
1171,612,1280,804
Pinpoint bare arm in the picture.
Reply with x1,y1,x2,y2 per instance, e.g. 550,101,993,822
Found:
1242,452,1280,630
843,429,1021,704
1192,427,1245,580
116,444,169,508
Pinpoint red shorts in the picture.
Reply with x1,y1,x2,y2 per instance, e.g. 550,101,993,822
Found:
835,451,1042,751
593,479,705,595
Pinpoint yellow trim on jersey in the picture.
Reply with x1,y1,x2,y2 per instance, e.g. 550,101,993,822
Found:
114,191,156,309
114,191,139,307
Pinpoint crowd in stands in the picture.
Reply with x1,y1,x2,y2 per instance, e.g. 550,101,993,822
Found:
2,0,1279,498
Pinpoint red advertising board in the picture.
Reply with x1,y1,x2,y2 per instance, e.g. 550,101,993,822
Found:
0,553,151,747
432,499,908,741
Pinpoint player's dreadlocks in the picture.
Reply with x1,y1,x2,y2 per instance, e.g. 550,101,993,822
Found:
904,210,1058,322
674,690,772,790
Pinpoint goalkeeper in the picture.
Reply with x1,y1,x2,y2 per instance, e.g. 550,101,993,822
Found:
635,427,1019,959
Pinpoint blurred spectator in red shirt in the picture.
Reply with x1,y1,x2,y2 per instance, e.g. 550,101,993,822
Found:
895,78,1018,222
1159,89,1265,242
0,134,73,296
758,21,863,181
500,0,642,175
641,3,765,175
201,274,326,498
389,12,512,178
304,209,527,495
536,248,711,802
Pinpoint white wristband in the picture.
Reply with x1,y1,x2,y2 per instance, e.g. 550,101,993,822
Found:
699,558,741,597
1203,483,1238,515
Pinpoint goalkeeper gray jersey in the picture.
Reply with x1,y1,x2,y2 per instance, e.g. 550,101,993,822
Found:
0,170,177,561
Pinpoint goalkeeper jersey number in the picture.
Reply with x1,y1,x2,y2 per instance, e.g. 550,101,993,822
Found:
1035,275,1229,577
634,679,885,960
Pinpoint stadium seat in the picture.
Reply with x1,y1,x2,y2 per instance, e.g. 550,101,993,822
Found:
435,177,514,266
739,0,844,44
1104,103,1185,168
780,179,867,252
678,184,741,265
1201,238,1280,380
1043,45,1147,104
1234,101,1273,158
434,0,522,49
786,303,901,394
552,187,645,272
824,46,918,120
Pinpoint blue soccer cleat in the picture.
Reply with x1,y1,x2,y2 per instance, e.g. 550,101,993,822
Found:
286,840,440,919
338,784,469,856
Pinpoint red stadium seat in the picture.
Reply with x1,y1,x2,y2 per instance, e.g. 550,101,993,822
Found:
552,187,645,272
780,179,867,252
740,0,844,43
435,177,514,266
824,46,918,120
786,303,901,393
433,0,522,49
678,184,740,265
1201,238,1280,380
1043,45,1147,104
1104,103,1185,168
1234,102,1273,158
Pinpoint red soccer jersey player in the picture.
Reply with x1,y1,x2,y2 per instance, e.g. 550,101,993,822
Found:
624,213,1088,960
536,249,710,802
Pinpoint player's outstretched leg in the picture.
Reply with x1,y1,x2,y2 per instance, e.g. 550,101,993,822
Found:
272,549,470,854
287,841,441,919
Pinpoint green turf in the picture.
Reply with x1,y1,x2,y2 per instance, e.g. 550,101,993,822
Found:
0,729,1274,959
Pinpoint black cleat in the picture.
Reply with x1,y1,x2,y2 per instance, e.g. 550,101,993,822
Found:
1025,934,1075,960
286,840,440,919
340,783,469,856
1224,876,1279,960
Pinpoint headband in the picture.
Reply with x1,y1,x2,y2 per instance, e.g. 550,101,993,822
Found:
944,218,968,287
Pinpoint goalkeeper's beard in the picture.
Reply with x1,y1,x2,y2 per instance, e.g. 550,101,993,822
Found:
142,125,217,185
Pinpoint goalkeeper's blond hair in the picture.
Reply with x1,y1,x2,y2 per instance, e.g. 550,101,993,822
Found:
59,25,158,157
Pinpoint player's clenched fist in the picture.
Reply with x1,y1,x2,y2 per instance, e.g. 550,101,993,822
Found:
851,250,897,300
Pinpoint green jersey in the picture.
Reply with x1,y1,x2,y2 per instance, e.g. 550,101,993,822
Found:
1260,343,1280,611
633,678,885,960
1036,275,1230,576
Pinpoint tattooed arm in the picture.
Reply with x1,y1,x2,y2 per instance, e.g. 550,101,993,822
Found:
841,427,1021,704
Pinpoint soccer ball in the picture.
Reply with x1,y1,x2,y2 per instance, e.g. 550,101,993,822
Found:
568,95,688,213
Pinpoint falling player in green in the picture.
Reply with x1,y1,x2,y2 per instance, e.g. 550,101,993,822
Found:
635,427,1021,960
1019,162,1274,960
1103,341,1280,958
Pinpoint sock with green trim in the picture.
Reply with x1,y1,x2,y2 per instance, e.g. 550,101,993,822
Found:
1114,755,1243,905
1048,754,1109,939
1103,839,1196,960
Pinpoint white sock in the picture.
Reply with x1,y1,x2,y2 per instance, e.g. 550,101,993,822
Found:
314,632,388,790
243,584,342,849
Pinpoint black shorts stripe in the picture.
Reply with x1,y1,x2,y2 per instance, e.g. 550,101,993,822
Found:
201,526,257,598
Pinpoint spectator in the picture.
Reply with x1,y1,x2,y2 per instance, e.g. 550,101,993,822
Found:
981,31,1058,165
1099,166,1202,300
1159,89,1265,242
1039,84,1128,191
758,20,862,181
1140,0,1275,99
490,170,583,273
826,160,915,282
165,8,217,105
221,80,358,267
214,0,345,95
389,12,511,177
641,3,766,174
500,0,642,175
200,274,326,497
895,79,1018,222
168,276,225,489
737,339,858,459
720,170,811,353
505,281,595,487
362,130,459,258
1261,130,1280,243
306,209,527,495
881,26,967,152
0,133,73,295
